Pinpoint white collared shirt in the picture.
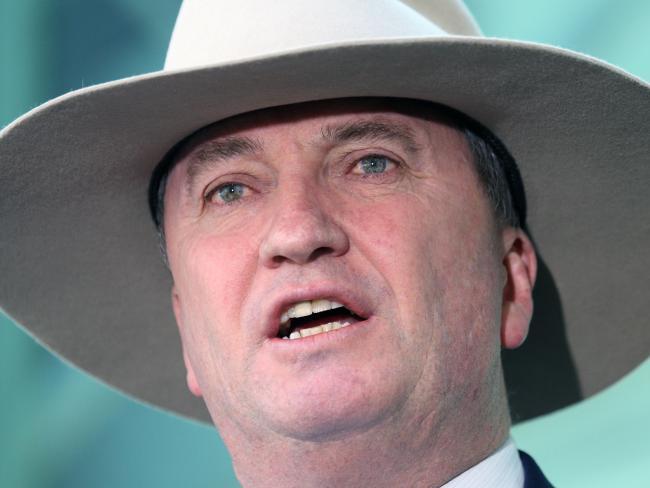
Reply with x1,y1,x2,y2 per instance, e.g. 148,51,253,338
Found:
441,438,524,488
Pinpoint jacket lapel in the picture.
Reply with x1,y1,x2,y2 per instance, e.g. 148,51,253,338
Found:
519,451,554,488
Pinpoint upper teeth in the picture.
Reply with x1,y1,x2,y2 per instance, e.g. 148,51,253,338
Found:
281,299,343,324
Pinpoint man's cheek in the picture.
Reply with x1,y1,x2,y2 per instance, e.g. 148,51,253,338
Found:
347,198,420,252
180,235,246,296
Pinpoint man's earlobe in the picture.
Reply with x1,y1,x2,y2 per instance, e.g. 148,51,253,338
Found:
500,229,537,349
172,287,203,398
182,349,203,398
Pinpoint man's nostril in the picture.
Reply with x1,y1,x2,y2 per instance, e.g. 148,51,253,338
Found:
309,247,335,261
271,255,285,265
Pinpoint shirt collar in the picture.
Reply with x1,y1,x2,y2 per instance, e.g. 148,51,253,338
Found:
441,438,524,488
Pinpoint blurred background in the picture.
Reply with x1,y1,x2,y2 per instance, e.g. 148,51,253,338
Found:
1,0,649,486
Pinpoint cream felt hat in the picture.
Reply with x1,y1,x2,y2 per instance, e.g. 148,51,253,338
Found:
1,0,648,425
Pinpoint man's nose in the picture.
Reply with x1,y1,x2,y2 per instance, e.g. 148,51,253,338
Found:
258,180,349,267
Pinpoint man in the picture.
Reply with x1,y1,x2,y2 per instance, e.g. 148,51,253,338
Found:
1,1,648,486
155,97,538,486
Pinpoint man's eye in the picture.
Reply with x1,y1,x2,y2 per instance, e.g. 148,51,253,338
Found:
353,155,395,175
207,182,247,204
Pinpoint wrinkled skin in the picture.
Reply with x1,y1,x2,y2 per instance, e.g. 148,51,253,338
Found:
163,99,536,487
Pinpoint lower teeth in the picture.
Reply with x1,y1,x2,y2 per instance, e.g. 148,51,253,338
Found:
282,321,351,340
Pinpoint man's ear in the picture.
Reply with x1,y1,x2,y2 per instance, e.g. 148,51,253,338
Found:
501,228,537,349
172,286,203,397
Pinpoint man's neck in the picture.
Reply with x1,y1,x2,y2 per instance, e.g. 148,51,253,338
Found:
224,412,511,488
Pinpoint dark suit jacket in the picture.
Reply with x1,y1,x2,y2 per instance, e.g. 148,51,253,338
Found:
520,451,554,488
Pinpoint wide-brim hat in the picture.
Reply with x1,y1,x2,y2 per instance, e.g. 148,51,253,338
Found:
1,0,648,425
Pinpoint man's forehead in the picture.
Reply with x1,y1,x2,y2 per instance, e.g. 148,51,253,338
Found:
171,97,463,176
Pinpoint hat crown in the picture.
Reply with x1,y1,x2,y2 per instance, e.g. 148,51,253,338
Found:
164,0,481,70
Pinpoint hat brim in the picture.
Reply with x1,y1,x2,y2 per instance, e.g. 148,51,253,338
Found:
1,37,648,424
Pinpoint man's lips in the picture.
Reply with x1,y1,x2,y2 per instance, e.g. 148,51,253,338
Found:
279,303,365,339
264,285,372,340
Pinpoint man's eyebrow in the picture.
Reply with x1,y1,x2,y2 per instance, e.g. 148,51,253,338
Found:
320,120,422,153
184,135,263,193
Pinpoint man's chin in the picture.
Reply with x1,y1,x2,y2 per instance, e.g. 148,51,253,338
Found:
250,375,411,443
260,401,393,443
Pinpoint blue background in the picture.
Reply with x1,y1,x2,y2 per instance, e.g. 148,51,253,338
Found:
1,1,649,486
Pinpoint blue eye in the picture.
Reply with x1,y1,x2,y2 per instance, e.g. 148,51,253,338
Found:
210,183,245,204
357,155,390,174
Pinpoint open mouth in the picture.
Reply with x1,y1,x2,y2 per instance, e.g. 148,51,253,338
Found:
277,299,366,340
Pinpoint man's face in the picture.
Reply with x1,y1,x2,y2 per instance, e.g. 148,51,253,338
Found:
164,99,510,444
